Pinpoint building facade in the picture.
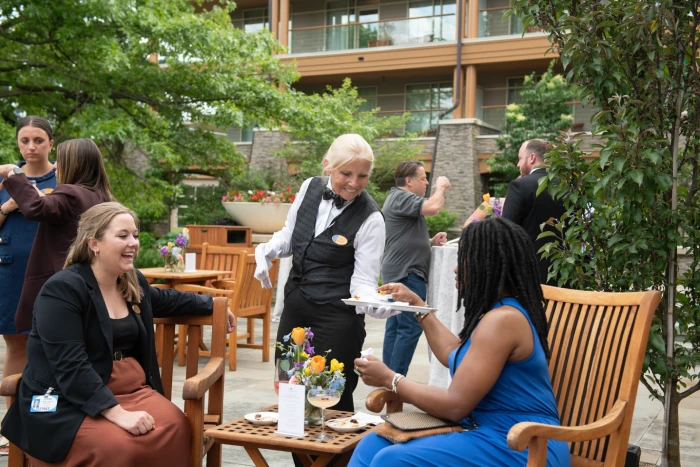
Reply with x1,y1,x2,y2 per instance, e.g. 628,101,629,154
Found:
226,0,599,225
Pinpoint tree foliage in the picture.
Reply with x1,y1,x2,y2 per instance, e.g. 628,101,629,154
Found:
509,1,700,464
489,62,574,196
0,0,303,223
278,79,422,203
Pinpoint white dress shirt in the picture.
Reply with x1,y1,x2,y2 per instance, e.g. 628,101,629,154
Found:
263,177,385,298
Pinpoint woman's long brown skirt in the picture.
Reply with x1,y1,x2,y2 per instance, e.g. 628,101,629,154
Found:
28,358,191,467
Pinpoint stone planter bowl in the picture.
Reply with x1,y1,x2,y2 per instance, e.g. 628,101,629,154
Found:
222,201,292,234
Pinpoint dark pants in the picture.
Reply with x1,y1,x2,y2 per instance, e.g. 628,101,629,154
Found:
382,273,427,376
276,287,366,412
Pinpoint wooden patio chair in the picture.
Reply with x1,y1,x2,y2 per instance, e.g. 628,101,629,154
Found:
173,243,249,366
365,285,661,467
0,296,229,467
173,251,279,371
225,251,279,371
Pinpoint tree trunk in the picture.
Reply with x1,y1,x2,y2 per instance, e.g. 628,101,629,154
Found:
663,380,682,467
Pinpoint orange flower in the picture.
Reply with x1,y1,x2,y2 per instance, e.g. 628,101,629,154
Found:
309,355,326,375
291,327,306,346
482,193,491,204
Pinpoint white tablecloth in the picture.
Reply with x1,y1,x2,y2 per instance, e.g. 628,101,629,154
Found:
426,245,464,389
272,256,293,321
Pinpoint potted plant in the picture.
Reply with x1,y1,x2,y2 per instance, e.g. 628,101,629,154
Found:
220,168,301,234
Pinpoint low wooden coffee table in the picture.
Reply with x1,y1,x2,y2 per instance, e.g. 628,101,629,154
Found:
205,406,376,467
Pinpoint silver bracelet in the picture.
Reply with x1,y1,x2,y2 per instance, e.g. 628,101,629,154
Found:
391,373,405,393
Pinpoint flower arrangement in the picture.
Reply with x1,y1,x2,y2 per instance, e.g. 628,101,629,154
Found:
470,193,503,223
222,185,296,205
159,228,189,272
276,327,346,394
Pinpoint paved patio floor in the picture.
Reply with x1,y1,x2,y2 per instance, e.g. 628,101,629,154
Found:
0,316,698,466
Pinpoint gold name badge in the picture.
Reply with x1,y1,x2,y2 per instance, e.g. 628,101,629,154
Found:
332,235,348,246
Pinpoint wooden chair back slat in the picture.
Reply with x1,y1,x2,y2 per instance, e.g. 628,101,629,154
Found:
541,285,659,467
199,243,249,281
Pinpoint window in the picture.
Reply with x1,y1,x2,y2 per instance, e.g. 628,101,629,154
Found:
358,87,377,112
232,8,269,33
243,8,269,34
506,77,526,105
405,82,453,133
408,0,456,42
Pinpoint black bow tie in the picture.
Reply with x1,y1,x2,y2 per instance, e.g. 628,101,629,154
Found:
323,187,345,209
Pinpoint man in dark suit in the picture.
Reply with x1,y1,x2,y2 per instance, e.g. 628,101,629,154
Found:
502,139,566,284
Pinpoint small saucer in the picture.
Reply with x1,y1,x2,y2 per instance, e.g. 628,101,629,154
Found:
244,412,278,426
325,417,367,433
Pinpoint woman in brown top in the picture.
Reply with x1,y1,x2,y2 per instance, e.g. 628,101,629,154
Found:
0,138,112,338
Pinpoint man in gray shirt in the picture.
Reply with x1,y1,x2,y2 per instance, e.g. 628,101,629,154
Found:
381,161,451,376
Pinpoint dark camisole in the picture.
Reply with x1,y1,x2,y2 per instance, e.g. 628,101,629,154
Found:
111,313,139,354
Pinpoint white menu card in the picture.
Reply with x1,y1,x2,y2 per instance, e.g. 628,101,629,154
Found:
276,383,305,437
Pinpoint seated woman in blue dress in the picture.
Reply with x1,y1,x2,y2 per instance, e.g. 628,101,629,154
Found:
350,217,570,467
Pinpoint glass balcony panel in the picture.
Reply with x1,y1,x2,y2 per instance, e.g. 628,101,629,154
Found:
290,14,456,53
482,107,506,129
406,111,431,133
478,8,529,38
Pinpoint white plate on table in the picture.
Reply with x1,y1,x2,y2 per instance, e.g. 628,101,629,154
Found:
342,298,437,314
244,412,278,426
325,417,368,433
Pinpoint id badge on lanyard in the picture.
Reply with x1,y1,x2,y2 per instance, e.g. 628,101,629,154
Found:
31,387,58,413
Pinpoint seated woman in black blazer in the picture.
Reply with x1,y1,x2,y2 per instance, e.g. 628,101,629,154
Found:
1,202,235,466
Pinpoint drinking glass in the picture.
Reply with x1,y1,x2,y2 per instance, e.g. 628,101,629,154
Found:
306,387,341,441
274,358,291,396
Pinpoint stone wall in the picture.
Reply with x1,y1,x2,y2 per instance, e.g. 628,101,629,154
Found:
248,130,289,177
235,142,253,162
430,119,484,227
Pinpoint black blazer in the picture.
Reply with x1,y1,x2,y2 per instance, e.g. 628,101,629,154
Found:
0,262,213,463
502,168,566,284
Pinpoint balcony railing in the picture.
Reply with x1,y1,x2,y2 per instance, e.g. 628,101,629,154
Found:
478,6,541,38
289,13,456,54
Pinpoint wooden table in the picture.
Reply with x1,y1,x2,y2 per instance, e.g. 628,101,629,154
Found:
206,406,376,467
140,268,228,366
139,267,227,288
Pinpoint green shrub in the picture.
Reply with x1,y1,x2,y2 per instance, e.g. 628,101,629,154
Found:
177,185,230,226
425,209,457,238
135,232,162,269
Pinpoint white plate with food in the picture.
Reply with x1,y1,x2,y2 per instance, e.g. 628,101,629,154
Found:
244,412,278,425
325,417,368,433
342,298,437,314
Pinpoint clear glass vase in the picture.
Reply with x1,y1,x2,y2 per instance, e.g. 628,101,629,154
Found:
304,392,323,426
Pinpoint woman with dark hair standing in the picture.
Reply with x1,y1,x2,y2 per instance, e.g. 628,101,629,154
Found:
0,138,112,338
0,116,57,383
350,218,570,467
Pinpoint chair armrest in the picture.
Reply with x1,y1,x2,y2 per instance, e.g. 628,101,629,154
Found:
174,284,233,297
182,357,225,400
0,374,22,397
210,279,235,290
365,388,404,413
507,399,628,451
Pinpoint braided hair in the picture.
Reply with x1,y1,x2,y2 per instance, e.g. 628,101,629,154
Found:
456,217,550,357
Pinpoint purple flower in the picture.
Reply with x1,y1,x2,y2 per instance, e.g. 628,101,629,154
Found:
306,330,314,340
305,343,314,355
176,235,185,247
160,246,169,257
293,362,304,370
